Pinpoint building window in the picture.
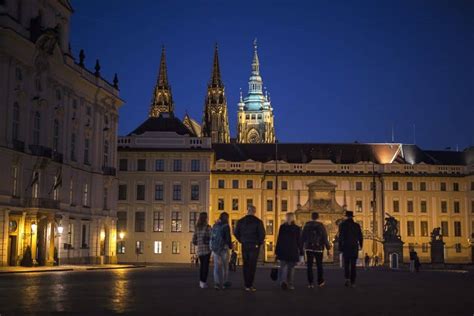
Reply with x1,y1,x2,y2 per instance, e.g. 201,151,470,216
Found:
191,184,200,201
12,102,20,141
117,211,127,232
420,221,428,237
103,140,109,167
355,182,362,191
172,241,180,254
135,212,145,232
420,182,427,191
356,200,363,212
153,211,164,232
266,181,273,190
173,159,182,172
119,159,128,171
135,241,144,254
441,221,448,236
83,138,90,165
117,241,125,254
83,183,89,206
53,119,59,152
118,184,127,200
420,200,427,213
154,184,164,201
266,199,273,212
455,243,461,253
281,199,288,212
69,179,74,205
232,198,239,211
136,184,145,200
33,111,40,145
281,181,288,190
407,200,414,213
407,182,413,191
218,198,225,211
70,133,76,161
189,212,198,232
440,201,447,213
246,199,253,209
392,182,399,191
171,212,182,232
155,159,164,171
246,180,253,189
266,220,274,235
393,200,399,213
218,179,225,189
137,159,146,171
172,184,182,201
232,180,239,189
154,241,162,254
453,201,460,213
440,182,446,191
407,221,415,237
453,183,459,192
454,221,462,237
472,200,474,213
191,159,200,172
81,224,89,248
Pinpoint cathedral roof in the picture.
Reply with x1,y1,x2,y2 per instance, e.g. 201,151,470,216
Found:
183,114,202,137
128,113,196,136
212,143,472,165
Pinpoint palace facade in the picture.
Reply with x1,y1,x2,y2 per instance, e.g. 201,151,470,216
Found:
0,0,123,266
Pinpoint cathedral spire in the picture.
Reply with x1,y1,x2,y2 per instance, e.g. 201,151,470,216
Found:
210,43,222,87
149,46,174,117
252,38,260,76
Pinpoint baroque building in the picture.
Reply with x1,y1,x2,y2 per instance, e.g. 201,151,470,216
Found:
201,45,230,143
116,53,213,263
237,40,275,143
0,0,123,266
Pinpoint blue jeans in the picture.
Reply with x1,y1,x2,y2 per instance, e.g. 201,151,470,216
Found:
278,261,296,286
212,250,229,286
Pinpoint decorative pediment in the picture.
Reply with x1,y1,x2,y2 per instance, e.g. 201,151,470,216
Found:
307,179,336,190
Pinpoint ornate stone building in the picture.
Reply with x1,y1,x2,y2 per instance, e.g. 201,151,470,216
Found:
0,0,123,266
201,45,230,143
149,47,174,118
236,40,275,143
116,54,213,263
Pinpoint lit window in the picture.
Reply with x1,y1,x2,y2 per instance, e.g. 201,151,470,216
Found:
172,241,180,254
154,241,162,254
171,212,182,232
153,211,164,232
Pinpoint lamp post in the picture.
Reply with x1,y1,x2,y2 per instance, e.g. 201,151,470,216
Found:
56,224,63,265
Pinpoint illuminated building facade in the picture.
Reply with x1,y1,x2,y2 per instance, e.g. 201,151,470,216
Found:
0,0,123,266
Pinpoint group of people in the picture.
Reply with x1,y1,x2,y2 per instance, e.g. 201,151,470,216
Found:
192,205,363,291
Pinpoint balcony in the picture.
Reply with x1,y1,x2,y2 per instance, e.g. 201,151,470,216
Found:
29,145,52,158
24,197,59,209
12,139,25,152
52,151,64,163
102,166,116,176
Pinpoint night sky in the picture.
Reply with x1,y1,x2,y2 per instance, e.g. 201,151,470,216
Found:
70,0,473,150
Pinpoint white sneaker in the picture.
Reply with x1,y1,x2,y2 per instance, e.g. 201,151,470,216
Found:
199,281,208,289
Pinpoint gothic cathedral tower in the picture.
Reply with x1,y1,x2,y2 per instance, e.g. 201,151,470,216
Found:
202,45,230,143
237,40,275,143
149,46,174,117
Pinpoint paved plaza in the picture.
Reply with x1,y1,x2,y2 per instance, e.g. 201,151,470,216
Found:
0,265,473,315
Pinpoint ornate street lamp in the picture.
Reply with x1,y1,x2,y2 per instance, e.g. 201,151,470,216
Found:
119,231,125,240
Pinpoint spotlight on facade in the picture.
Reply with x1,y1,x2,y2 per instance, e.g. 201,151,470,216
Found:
119,231,125,240
31,222,37,233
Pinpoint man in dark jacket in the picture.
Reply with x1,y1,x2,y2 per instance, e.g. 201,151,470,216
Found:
338,210,363,287
302,212,331,288
234,205,265,292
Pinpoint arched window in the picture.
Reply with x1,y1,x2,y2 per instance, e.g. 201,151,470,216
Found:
12,103,20,141
53,119,59,151
33,111,40,145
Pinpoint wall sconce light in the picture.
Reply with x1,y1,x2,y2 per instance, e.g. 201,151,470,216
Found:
57,225,64,235
100,230,106,240
31,222,37,233
119,231,125,240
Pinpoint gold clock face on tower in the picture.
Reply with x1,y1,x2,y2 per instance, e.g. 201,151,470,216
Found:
247,130,260,143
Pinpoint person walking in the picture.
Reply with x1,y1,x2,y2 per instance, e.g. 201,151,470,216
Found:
409,248,421,273
302,212,331,288
210,212,233,290
373,254,379,267
234,205,265,292
338,210,363,288
364,253,370,270
275,212,303,290
192,212,212,289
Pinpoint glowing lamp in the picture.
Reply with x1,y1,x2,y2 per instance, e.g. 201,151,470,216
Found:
100,230,106,240
119,231,125,240
31,222,37,233
57,225,64,235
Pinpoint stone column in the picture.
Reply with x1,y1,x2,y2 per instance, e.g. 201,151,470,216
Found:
30,216,38,266
46,216,55,266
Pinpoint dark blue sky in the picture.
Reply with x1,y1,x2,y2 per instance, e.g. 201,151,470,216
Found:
71,0,473,150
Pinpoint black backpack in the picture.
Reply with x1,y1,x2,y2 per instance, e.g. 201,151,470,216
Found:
306,223,323,248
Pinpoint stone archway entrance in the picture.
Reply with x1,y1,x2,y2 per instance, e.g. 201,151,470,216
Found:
295,180,345,261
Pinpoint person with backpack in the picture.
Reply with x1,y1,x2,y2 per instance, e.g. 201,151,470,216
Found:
210,212,233,290
302,212,331,288
275,212,303,290
234,205,266,292
192,212,212,289
338,210,363,287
